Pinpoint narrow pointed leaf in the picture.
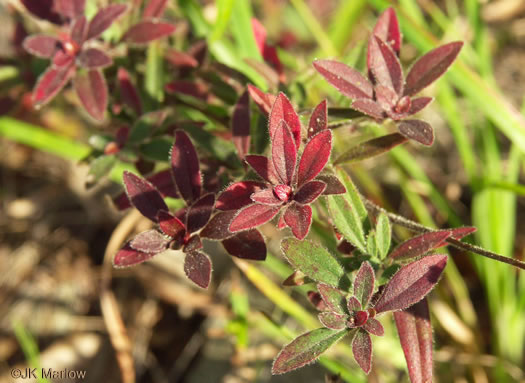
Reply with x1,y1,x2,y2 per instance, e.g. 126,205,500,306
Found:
398,119,434,146
308,100,328,138
284,202,312,240
74,69,108,121
123,171,168,222
375,254,448,313
347,296,361,311
171,130,202,202
352,330,372,374
313,60,373,100
32,65,73,107
166,49,199,68
409,97,433,115
351,99,384,119
247,84,276,116
251,188,283,205
232,90,251,159
200,211,236,240
354,261,375,308
369,36,403,94
272,121,297,185
117,67,142,115
318,284,348,314
294,181,326,205
186,193,215,233
143,0,168,19
389,230,452,260
78,48,113,69
317,174,346,195
272,328,349,375
157,210,186,240
297,130,332,186
184,251,211,289
113,242,156,268
268,93,301,148
23,35,59,58
376,212,391,259
88,4,128,40
371,7,401,55
393,298,433,383
229,204,281,232
70,16,88,46
449,226,477,240
319,312,347,330
404,42,463,96
337,168,368,222
245,155,280,184
222,229,267,260
334,133,408,164
216,181,266,211
281,238,344,286
123,21,176,44
327,196,366,253
130,229,169,253
363,318,384,337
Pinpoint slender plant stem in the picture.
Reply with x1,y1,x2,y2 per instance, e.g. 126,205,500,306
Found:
364,199,525,270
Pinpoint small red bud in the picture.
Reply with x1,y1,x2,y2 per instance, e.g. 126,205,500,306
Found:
274,184,293,201
394,96,411,114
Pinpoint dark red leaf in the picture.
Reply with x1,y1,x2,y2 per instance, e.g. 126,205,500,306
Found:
375,254,448,313
70,15,88,46
368,36,404,95
294,181,326,204
32,64,73,107
352,330,373,374
371,7,401,56
21,0,62,24
117,67,142,115
216,181,266,211
394,298,433,383
171,130,202,202
143,0,168,19
449,226,477,240
157,210,186,241
319,312,347,330
363,318,384,336
245,155,280,184
184,234,203,253
404,42,463,96
409,97,433,115
229,203,281,232
351,99,384,120
272,121,297,185
123,171,168,222
114,170,175,211
375,84,398,112
318,284,348,314
313,60,373,100
165,80,209,100
251,188,283,205
23,35,59,58
297,130,332,186
184,251,211,288
166,49,199,68
398,119,434,146
347,296,361,311
269,93,301,149
78,48,112,69
52,50,75,68
389,231,452,260
123,20,176,44
334,133,408,165
87,4,128,40
113,242,156,267
284,202,312,240
247,84,275,116
232,91,251,160
200,211,236,240
354,261,375,308
54,0,85,19
251,18,266,53
186,193,215,233
316,174,346,195
272,328,349,375
222,229,267,260
130,229,169,253
308,100,328,138
74,69,108,121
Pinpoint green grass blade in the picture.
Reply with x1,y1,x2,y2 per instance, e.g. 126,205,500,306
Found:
328,0,367,54
229,0,262,61
209,0,235,43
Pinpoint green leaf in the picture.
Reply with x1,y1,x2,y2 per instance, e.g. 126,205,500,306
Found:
375,212,391,259
140,138,172,162
328,196,366,253
230,0,262,61
334,133,408,165
336,168,368,224
145,41,164,103
272,328,349,375
366,230,378,258
87,154,116,184
210,0,235,43
281,238,345,287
